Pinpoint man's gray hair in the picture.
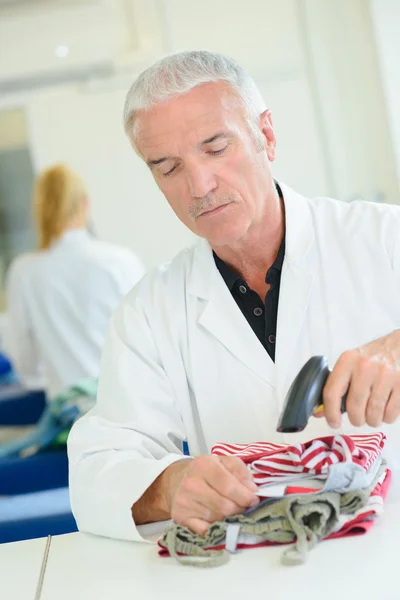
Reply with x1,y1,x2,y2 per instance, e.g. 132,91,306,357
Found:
123,50,267,152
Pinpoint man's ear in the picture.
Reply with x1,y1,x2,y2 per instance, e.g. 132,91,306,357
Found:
260,109,276,162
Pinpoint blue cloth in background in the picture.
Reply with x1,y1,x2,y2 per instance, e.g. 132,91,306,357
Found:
0,386,46,425
0,378,97,458
0,486,72,521
0,372,18,386
0,487,77,544
0,353,12,377
0,376,96,544
0,405,77,459
0,449,69,495
0,353,17,386
0,511,77,544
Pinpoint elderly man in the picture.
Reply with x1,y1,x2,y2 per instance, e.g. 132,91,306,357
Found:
69,51,400,542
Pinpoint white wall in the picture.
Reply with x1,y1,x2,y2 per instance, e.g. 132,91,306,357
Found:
370,0,400,191
302,0,399,204
3,0,398,269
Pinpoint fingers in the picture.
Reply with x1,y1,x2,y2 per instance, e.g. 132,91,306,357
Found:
170,455,259,535
313,405,325,418
365,369,393,427
171,495,214,535
220,455,258,489
184,517,212,536
345,358,376,427
174,474,254,521
383,385,400,424
324,350,400,428
323,351,355,428
203,456,259,508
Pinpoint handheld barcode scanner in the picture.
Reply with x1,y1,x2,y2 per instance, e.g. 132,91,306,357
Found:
276,356,347,433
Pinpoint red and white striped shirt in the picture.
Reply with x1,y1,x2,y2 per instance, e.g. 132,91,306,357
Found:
211,433,386,485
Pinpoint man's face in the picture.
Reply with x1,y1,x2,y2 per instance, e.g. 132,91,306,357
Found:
135,82,276,247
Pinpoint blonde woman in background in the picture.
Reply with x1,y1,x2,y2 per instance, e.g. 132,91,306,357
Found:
4,164,145,398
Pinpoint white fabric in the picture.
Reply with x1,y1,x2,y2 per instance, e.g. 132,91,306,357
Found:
68,182,400,543
225,524,242,554
255,459,383,498
4,230,145,398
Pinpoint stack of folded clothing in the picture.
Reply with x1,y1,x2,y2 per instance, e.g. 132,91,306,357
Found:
159,433,391,567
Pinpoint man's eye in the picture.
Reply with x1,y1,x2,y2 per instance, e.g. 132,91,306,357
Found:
163,166,177,177
209,146,227,156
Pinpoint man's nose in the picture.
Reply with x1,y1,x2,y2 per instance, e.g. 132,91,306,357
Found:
185,162,217,199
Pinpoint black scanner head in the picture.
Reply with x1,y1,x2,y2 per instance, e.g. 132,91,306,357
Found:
276,356,330,433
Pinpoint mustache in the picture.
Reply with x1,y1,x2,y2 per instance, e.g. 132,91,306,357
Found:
189,194,236,219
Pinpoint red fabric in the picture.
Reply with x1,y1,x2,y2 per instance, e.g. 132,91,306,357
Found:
284,486,320,494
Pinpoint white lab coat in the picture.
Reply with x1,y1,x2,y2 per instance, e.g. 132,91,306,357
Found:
4,230,145,398
68,182,400,542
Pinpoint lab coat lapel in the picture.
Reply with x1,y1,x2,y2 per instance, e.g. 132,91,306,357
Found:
275,262,314,400
274,182,315,404
187,182,316,394
188,239,275,387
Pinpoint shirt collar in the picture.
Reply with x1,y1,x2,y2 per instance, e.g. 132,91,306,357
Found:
270,231,285,272
213,252,240,291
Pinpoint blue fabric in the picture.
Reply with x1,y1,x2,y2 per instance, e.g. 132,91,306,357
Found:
0,378,97,457
0,487,72,521
0,386,46,425
0,487,77,543
0,449,69,495
0,404,78,459
0,371,18,386
0,353,12,377
0,512,78,543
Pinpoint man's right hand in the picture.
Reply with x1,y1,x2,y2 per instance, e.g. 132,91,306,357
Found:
163,455,260,535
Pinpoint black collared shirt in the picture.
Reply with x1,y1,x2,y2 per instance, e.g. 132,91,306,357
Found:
214,195,285,362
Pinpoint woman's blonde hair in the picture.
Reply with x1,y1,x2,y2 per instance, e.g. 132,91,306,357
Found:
33,164,87,250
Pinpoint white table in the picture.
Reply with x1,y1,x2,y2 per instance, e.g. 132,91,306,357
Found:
40,489,400,600
0,536,47,599
3,490,400,600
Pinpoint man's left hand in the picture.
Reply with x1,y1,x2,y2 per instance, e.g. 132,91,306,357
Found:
320,330,400,429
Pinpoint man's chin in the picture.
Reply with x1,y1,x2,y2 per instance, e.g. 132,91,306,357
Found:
200,227,248,249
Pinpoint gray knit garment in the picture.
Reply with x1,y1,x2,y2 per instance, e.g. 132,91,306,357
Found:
161,460,386,567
